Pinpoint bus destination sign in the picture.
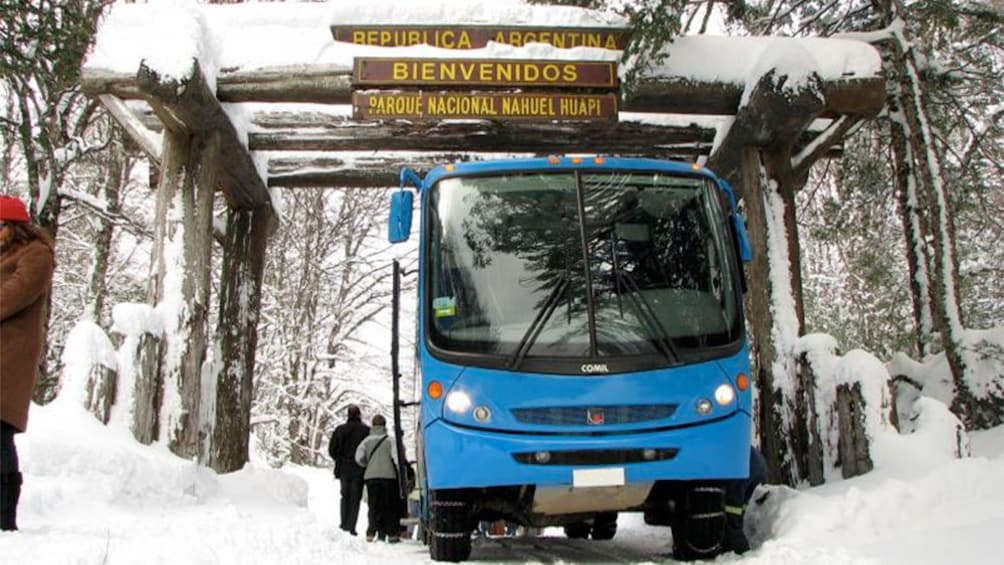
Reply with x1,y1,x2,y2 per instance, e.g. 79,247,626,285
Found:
332,25,630,51
353,91,618,121
353,58,617,89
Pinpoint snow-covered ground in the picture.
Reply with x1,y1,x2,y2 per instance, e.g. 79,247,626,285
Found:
1,397,1001,564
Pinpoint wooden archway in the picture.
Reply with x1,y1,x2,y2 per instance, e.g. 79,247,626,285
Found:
82,5,884,477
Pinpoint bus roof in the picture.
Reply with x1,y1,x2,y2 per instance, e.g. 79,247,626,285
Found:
420,156,723,189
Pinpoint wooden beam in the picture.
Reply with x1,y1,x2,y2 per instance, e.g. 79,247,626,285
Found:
267,154,469,188
80,68,145,99
707,69,827,197
265,147,709,189
97,94,163,164
136,60,269,209
216,64,353,103
249,119,716,154
625,77,884,118
84,63,885,118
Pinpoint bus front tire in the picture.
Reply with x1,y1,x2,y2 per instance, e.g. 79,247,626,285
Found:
590,512,618,540
671,485,726,561
429,491,472,562
563,521,590,539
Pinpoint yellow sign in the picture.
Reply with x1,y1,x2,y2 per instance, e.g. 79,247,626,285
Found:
354,92,618,121
354,58,617,88
332,26,630,51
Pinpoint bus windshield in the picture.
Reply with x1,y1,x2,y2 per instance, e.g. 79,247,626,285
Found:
427,170,742,366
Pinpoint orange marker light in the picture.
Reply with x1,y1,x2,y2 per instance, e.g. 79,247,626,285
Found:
428,381,443,399
593,157,605,165
445,164,455,172
571,157,583,164
736,373,749,391
691,162,702,171
547,155,560,165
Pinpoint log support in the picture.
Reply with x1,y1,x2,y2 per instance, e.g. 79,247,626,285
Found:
210,205,274,473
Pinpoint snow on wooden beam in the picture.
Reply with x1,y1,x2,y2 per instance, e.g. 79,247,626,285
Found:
249,119,716,154
266,148,703,189
267,153,472,188
81,68,145,99
135,61,269,209
627,77,885,118
216,64,354,104
84,65,885,118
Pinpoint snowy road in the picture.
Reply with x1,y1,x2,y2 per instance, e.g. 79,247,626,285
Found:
1,401,1002,564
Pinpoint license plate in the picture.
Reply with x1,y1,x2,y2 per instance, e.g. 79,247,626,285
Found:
572,467,625,487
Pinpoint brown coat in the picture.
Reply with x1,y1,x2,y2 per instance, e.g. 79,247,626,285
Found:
1,238,55,432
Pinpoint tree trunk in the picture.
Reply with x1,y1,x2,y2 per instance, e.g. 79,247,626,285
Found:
881,0,989,427
889,114,935,359
210,205,274,473
84,137,126,326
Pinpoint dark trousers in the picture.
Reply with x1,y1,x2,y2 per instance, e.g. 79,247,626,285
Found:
365,478,400,539
339,474,364,533
2,421,22,530
725,447,768,509
1,422,18,474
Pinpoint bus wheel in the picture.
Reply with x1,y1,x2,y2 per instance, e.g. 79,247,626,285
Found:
429,490,472,562
671,485,726,561
564,521,591,539
590,512,618,540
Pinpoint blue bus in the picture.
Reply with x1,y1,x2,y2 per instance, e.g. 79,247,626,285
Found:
387,156,754,562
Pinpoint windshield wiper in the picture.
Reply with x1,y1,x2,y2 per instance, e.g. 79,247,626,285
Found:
508,275,569,370
613,269,680,364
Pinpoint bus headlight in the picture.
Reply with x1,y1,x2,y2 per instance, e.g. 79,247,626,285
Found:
714,383,736,405
445,391,472,413
696,398,713,415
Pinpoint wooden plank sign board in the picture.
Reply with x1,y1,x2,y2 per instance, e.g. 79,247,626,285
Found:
332,25,630,51
354,58,617,88
353,91,618,121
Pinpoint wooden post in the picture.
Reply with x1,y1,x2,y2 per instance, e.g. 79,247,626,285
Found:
147,128,217,459
795,353,826,486
836,382,873,478
83,365,117,425
739,147,792,485
210,205,274,473
135,58,267,460
130,332,163,444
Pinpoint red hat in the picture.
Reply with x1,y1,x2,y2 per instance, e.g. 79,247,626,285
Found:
0,195,29,223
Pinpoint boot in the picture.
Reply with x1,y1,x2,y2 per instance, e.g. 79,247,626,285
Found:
723,512,749,554
1,472,22,531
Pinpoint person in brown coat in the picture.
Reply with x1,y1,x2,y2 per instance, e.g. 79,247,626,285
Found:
0,195,55,531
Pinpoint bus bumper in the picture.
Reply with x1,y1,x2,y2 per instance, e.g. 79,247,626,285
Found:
423,411,751,490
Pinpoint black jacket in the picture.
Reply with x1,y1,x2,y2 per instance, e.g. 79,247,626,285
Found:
328,417,369,479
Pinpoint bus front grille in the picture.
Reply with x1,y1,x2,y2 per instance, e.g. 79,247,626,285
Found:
513,447,679,466
511,404,677,426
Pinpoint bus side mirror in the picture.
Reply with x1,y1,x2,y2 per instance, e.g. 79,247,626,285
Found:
388,191,413,243
389,168,422,243
716,178,752,263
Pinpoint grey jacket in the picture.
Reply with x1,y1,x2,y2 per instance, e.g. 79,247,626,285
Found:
354,425,399,480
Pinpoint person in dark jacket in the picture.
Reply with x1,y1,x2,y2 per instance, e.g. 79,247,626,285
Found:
355,414,400,543
0,195,55,531
328,404,369,536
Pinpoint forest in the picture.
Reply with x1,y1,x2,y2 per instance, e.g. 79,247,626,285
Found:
1,0,1001,483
